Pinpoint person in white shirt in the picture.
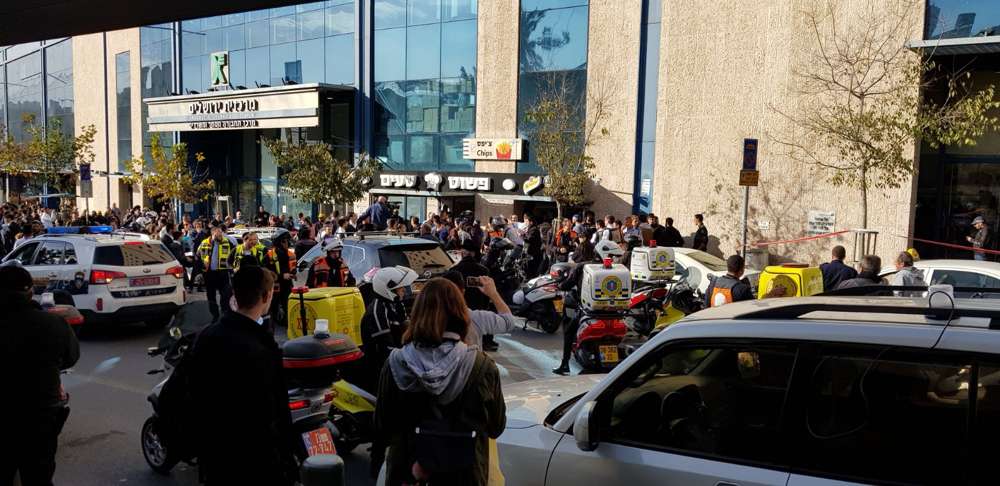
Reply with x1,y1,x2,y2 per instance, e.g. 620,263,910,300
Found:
39,209,54,229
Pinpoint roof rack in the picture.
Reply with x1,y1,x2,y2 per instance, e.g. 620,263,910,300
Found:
733,299,1000,328
820,285,1000,298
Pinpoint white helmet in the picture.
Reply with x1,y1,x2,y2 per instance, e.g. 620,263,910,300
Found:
372,266,418,301
594,240,625,261
323,239,343,253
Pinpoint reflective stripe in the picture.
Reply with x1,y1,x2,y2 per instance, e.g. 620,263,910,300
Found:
371,329,391,337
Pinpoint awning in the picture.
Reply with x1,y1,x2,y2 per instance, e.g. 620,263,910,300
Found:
907,36,1000,56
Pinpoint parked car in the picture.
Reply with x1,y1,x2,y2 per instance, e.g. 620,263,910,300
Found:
881,259,1000,293
672,247,760,293
3,233,185,326
498,295,1000,486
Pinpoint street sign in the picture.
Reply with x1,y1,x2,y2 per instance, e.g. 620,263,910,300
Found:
743,138,758,171
739,169,759,186
80,180,93,198
80,163,91,181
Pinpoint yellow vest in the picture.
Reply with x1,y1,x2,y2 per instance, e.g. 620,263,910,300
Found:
199,238,233,270
234,242,265,271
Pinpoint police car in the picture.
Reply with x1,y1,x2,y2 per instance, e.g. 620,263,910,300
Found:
3,226,185,327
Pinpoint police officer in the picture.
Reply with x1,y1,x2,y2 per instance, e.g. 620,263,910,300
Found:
198,226,236,321
0,265,79,486
705,254,785,307
234,231,265,272
263,229,297,328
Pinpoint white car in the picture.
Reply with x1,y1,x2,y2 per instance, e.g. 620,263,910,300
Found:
882,259,1000,291
3,234,186,326
498,295,1000,485
672,247,760,293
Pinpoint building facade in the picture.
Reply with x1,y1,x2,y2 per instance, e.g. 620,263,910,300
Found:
0,0,997,263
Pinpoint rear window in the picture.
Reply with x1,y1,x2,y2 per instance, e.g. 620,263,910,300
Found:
94,243,176,266
378,245,453,276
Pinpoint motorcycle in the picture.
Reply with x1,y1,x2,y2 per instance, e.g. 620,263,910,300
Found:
570,306,629,372
326,378,377,454
482,237,526,301
510,262,575,333
620,279,706,357
140,309,356,475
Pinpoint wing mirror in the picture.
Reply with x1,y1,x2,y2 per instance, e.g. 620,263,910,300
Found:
574,400,599,452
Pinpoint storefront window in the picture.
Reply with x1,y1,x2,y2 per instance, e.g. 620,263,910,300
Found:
517,1,590,174
916,155,1000,259
926,0,1000,39
5,51,42,142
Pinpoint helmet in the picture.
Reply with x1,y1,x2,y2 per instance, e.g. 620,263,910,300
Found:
323,239,343,253
594,240,625,261
272,228,291,246
372,266,418,301
490,217,505,228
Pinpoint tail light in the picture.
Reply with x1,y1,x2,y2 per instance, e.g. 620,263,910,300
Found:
578,319,628,343
65,315,84,326
323,392,336,403
288,399,310,411
90,269,127,284
166,265,185,279
630,293,649,307
124,241,145,246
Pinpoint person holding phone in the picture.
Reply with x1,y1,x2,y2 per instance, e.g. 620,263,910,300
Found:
450,239,498,351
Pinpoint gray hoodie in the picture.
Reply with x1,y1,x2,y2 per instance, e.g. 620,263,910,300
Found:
388,331,479,405
891,266,926,287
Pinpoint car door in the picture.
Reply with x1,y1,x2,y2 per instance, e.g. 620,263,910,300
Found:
6,241,41,288
30,240,72,291
928,268,1000,297
545,341,796,486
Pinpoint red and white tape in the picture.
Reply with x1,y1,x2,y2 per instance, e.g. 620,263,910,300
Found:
753,230,851,248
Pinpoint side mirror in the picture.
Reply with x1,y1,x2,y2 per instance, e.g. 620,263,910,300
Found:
300,454,345,486
574,400,599,452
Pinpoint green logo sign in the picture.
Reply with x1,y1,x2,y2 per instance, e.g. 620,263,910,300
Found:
211,51,229,87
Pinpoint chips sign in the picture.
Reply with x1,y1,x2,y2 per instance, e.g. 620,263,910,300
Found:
462,138,523,161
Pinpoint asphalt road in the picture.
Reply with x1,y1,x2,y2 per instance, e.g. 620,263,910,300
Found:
52,296,567,486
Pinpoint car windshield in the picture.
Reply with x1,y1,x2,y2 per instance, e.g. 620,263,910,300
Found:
685,251,727,272
378,245,453,276
94,243,175,266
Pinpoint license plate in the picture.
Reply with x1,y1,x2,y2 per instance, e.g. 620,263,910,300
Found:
130,277,160,287
553,299,564,313
599,345,620,364
301,427,336,457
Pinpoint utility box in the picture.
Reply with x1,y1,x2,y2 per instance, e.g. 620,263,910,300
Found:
581,262,632,312
630,246,676,282
288,287,365,343
757,264,823,299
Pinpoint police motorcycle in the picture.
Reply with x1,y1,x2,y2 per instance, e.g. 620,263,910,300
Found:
482,234,526,301
561,241,631,372
140,302,360,475
510,260,575,333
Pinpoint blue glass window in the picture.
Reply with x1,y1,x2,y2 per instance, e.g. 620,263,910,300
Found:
298,39,325,83
440,134,474,171
326,3,354,35
115,52,132,172
375,81,406,135
271,15,296,44
224,24,246,51
441,20,476,78
409,0,441,26
246,19,270,48
375,0,407,29
202,16,223,30
228,49,247,87
405,80,440,133
297,1,325,12
224,12,246,26
245,47,270,87
408,135,437,170
182,28,206,57
442,0,477,21
406,24,441,80
519,5,589,73
926,0,1000,38
298,9,326,40
325,35,355,84
522,0,588,10
375,27,406,82
440,77,475,133
270,43,298,84
182,56,206,92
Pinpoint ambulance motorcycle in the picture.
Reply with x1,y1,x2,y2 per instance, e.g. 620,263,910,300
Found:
566,241,632,372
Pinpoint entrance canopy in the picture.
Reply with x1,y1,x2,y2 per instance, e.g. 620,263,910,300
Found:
144,83,352,132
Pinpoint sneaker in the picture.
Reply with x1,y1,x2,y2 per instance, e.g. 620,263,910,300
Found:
483,341,499,352
552,364,570,375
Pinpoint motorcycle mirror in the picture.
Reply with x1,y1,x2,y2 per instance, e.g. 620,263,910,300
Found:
574,400,599,452
169,326,182,340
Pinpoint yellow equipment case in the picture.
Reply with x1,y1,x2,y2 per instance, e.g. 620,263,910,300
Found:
288,287,366,343
757,264,824,299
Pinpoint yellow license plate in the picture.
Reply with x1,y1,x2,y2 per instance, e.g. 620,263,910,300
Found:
553,299,564,313
599,345,619,363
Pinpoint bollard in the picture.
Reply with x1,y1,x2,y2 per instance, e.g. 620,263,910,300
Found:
300,454,346,486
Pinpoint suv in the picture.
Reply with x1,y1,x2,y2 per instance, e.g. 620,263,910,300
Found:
499,295,1000,485
4,235,185,326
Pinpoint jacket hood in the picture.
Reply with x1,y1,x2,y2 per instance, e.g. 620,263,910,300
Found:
388,332,478,404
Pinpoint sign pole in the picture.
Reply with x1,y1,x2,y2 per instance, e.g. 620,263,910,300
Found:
740,138,760,258
742,186,749,257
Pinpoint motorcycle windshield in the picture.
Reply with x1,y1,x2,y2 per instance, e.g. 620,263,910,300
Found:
158,300,215,349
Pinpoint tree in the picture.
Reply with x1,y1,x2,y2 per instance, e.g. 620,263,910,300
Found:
0,124,28,176
770,0,1000,228
20,114,97,194
262,136,381,208
123,133,214,206
523,73,612,220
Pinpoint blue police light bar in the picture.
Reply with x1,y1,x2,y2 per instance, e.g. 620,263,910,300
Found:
45,226,115,235
46,227,81,234
87,226,114,234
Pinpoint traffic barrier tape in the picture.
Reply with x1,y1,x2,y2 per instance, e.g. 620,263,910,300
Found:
894,235,1000,256
753,230,852,248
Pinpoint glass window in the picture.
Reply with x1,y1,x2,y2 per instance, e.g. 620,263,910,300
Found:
270,43,298,85
140,25,174,158
440,77,475,133
602,343,796,466
408,0,441,25
375,81,406,135
64,243,77,264
7,242,38,265
408,135,437,171
298,38,325,83
375,0,406,29
224,12,246,26
406,24,441,80
182,26,205,57
440,134,473,171
930,269,1000,288
6,51,42,142
522,0,589,10
224,24,245,51
519,5,589,73
248,9,270,22
245,47,270,87
182,56,206,92
45,40,74,137
790,347,970,485
181,18,203,32
326,3,355,35
405,80,440,133
926,1,1000,39
270,6,296,18
271,15,297,44
325,35,355,84
205,28,224,54
228,49,247,88
115,52,132,173
298,9,326,40
202,16,223,30
35,241,67,265
442,0,477,21
374,27,405,82
296,1,325,12
375,134,407,169
246,19,270,49
441,20,476,78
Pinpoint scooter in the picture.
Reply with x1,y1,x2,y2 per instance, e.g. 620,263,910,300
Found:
571,307,629,372
509,262,574,333
620,279,706,357
327,379,377,454
141,322,354,475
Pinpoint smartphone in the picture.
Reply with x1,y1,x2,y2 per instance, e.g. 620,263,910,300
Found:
466,276,482,288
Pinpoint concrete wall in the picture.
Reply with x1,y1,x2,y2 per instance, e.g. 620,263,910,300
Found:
72,28,141,214
651,0,922,264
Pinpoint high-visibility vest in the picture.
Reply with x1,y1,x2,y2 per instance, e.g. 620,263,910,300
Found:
267,248,297,277
709,276,739,307
311,257,350,288
199,238,233,270
234,242,264,271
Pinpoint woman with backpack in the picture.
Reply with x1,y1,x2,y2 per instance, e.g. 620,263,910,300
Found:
374,278,506,486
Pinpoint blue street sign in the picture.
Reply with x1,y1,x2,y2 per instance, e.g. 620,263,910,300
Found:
80,163,91,181
743,139,758,171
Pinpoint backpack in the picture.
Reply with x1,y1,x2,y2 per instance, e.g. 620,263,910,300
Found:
411,353,489,476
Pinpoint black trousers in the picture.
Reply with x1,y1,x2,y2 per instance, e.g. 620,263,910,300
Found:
270,283,292,329
560,312,582,365
0,407,68,486
204,270,232,320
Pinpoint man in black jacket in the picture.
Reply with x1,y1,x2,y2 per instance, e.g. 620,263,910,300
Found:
0,265,79,486
654,216,685,247
188,266,295,486
451,238,499,350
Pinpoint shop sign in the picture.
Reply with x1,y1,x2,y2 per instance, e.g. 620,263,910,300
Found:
375,171,546,196
462,138,523,161
380,174,418,188
807,210,836,235
145,84,322,132
211,51,230,87
448,176,492,191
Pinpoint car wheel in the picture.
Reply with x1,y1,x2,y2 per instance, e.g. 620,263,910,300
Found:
141,417,178,475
